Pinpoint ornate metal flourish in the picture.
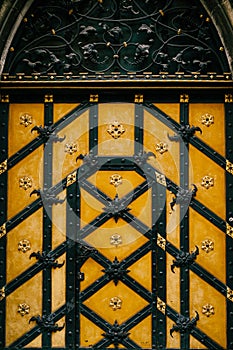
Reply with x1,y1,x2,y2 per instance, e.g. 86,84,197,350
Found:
157,297,166,314
170,184,197,211
30,189,65,205
107,122,125,139
202,304,215,317
0,160,7,175
29,315,65,332
102,320,130,348
226,160,233,175
201,113,214,127
0,223,6,238
18,303,30,316
4,0,229,79
102,256,130,286
20,114,33,127
31,125,65,143
76,241,97,262
110,174,123,187
19,176,32,190
171,246,199,273
110,234,122,247
227,287,233,302
66,171,77,187
103,194,131,223
133,151,156,166
0,287,5,301
201,176,214,189
29,251,65,269
18,239,31,253
155,142,168,154
109,297,122,311
157,233,166,250
64,142,78,154
201,239,214,253
168,125,202,143
227,223,233,238
170,312,199,337
76,153,98,167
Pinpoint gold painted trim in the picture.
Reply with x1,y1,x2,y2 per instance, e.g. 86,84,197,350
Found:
134,94,143,103
180,94,189,103
225,94,233,103
227,287,233,302
155,172,167,187
0,287,5,301
0,223,6,239
226,160,233,174
157,297,166,314
226,223,233,238
157,233,166,250
44,94,53,102
66,171,77,187
0,94,9,102
90,94,98,102
0,160,7,175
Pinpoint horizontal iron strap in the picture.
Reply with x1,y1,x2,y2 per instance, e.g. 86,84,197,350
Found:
166,243,226,295
166,305,224,350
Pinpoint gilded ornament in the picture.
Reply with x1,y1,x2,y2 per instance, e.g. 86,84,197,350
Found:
109,297,122,310
157,297,166,314
155,142,168,154
66,171,76,187
19,176,32,190
155,172,166,187
64,142,78,155
226,160,233,174
89,94,98,102
0,287,5,301
227,287,233,302
202,304,215,317
134,94,143,103
0,223,6,238
107,121,125,139
157,233,166,250
180,94,189,103
18,239,31,253
201,239,214,253
0,160,7,174
44,94,53,102
226,223,233,238
1,94,9,102
110,174,122,187
110,234,122,247
201,176,214,189
18,303,30,316
225,94,233,103
20,113,33,127
201,113,214,127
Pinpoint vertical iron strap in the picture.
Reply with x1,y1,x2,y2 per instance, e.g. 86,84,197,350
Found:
135,104,144,154
89,104,98,154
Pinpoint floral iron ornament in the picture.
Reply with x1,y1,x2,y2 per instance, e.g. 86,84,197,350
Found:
103,194,131,223
170,184,198,211
29,251,65,269
171,246,199,273
29,315,65,332
102,257,130,286
168,124,202,143
31,125,65,143
102,320,130,348
170,311,199,337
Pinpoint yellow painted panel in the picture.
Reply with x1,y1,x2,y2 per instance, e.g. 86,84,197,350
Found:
190,335,207,349
53,103,79,123
189,145,225,220
84,281,148,324
8,104,44,157
52,253,66,312
7,146,44,219
80,258,104,292
166,316,180,349
166,190,180,249
84,221,148,261
98,103,134,156
129,315,152,348
130,188,151,228
52,316,66,347
80,189,103,228
144,110,180,185
166,253,180,312
190,271,226,348
6,272,42,346
25,334,42,348
189,103,225,157
6,209,43,283
190,208,225,283
128,252,151,291
154,103,180,124
88,170,145,200
52,110,89,185
80,314,103,347
52,190,66,249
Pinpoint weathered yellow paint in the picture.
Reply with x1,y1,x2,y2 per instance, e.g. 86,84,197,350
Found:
6,272,42,346
144,110,180,184
84,221,148,261
52,110,89,185
128,252,151,291
166,190,180,249
84,281,148,324
8,104,44,157
130,188,152,228
154,103,180,124
98,103,134,156
80,258,104,292
190,271,226,348
190,335,207,349
52,316,66,347
7,146,44,220
166,316,180,349
88,170,145,200
129,315,152,348
52,253,66,312
190,208,226,283
189,103,225,157
80,314,103,347
80,189,103,228
166,253,180,312
53,103,79,123
189,145,225,220
6,209,43,283
52,190,66,249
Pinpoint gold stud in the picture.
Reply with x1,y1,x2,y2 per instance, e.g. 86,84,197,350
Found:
155,142,168,154
89,94,98,102
226,223,233,238
18,239,31,253
201,239,214,253
110,234,122,247
110,174,122,187
109,297,122,310
18,303,30,316
202,304,214,317
64,143,78,155
20,113,33,127
19,176,32,190
201,176,214,189
201,113,214,127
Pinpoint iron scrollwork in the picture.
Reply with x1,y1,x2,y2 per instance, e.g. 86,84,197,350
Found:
170,311,199,337
29,315,65,332
168,125,202,143
171,246,199,273
103,194,131,223
170,184,198,211
29,251,65,268
102,257,130,286
30,188,65,205
102,320,130,348
31,125,65,143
